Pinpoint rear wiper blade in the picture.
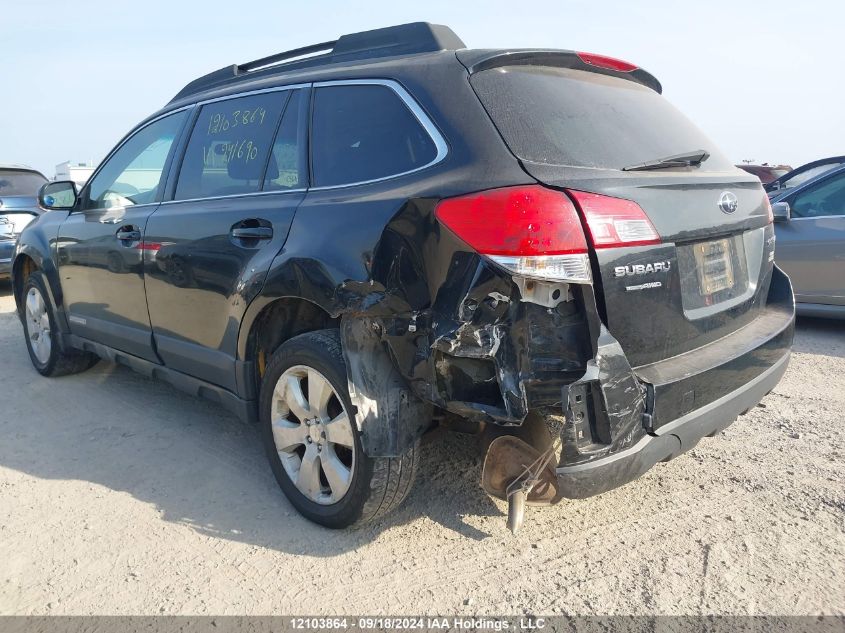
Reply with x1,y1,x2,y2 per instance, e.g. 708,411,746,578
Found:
623,150,710,172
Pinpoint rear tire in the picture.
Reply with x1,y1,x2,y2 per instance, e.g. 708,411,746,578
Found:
22,272,99,377
259,329,418,529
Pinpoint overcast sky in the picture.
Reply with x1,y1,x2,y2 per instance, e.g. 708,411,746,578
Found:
2,0,842,177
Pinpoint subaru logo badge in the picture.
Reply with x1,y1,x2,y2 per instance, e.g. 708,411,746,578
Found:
718,191,738,214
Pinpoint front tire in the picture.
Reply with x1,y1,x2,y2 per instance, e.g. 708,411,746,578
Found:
259,329,418,529
22,272,99,377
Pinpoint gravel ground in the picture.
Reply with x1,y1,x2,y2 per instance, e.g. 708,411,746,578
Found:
0,279,842,616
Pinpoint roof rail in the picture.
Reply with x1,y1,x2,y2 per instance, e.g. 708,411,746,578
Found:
169,22,465,104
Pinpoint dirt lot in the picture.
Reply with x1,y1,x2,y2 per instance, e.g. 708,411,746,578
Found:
0,279,842,616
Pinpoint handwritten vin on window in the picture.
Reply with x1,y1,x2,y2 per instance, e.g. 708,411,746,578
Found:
207,107,267,135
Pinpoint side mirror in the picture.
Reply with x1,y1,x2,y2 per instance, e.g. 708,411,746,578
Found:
38,181,78,210
772,201,791,222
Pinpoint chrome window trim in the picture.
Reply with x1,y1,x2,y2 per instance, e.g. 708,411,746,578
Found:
308,78,449,191
162,78,449,204
161,187,308,206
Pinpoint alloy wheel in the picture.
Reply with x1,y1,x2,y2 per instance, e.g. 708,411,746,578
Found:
25,287,52,365
270,365,356,505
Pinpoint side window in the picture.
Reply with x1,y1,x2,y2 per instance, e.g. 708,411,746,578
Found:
264,90,307,191
311,84,438,188
791,173,845,218
175,92,287,200
86,111,187,209
782,163,843,190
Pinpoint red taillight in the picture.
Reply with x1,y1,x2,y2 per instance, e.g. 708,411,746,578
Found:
763,196,773,224
576,52,638,73
435,185,591,282
435,185,588,256
566,190,661,248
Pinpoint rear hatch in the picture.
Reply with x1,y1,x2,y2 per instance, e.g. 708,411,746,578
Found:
0,197,40,241
466,58,774,368
0,168,45,242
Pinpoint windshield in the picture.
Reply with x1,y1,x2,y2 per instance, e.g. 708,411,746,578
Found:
471,66,734,171
0,169,47,196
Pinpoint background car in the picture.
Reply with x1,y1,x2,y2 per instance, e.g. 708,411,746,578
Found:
0,164,46,279
766,155,845,196
771,164,845,318
736,163,792,184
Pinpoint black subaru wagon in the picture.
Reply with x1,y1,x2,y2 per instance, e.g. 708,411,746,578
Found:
14,23,794,530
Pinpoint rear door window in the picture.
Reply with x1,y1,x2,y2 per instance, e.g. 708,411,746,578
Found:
310,84,438,187
175,92,288,200
471,66,734,171
263,90,308,191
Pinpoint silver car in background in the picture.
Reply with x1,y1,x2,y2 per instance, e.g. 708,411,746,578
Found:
771,163,845,318
0,165,47,279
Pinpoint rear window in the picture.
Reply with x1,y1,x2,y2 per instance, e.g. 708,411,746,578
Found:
471,66,733,171
0,169,47,196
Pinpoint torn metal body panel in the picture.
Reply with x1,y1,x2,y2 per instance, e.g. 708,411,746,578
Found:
340,316,432,457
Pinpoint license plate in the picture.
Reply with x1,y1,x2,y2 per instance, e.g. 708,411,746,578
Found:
694,237,735,295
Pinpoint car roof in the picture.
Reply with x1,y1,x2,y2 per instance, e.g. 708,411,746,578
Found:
0,163,44,173
161,22,662,114
166,22,464,107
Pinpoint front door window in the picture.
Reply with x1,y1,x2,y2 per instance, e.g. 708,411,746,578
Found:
85,111,188,210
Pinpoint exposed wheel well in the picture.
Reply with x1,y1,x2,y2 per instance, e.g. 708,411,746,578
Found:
12,255,38,315
246,298,340,389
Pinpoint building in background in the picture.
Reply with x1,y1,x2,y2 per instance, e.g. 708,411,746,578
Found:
54,161,95,188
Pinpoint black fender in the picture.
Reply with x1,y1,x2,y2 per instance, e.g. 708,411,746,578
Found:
12,211,72,346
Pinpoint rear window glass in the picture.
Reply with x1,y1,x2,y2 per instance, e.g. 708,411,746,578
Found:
0,170,47,196
311,84,437,187
471,66,733,171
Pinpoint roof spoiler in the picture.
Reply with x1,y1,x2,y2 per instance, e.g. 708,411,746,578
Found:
169,22,466,104
457,49,663,94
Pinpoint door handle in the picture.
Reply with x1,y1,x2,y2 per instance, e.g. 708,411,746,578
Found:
231,226,273,240
116,227,141,242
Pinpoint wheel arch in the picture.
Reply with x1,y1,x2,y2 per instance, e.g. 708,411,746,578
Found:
241,295,340,391
12,246,68,339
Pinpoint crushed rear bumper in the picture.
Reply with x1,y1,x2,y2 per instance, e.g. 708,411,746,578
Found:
556,350,789,498
555,265,795,499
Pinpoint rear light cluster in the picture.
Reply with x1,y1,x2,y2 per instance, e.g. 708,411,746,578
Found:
763,195,774,224
566,190,661,248
435,185,661,283
435,186,591,282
